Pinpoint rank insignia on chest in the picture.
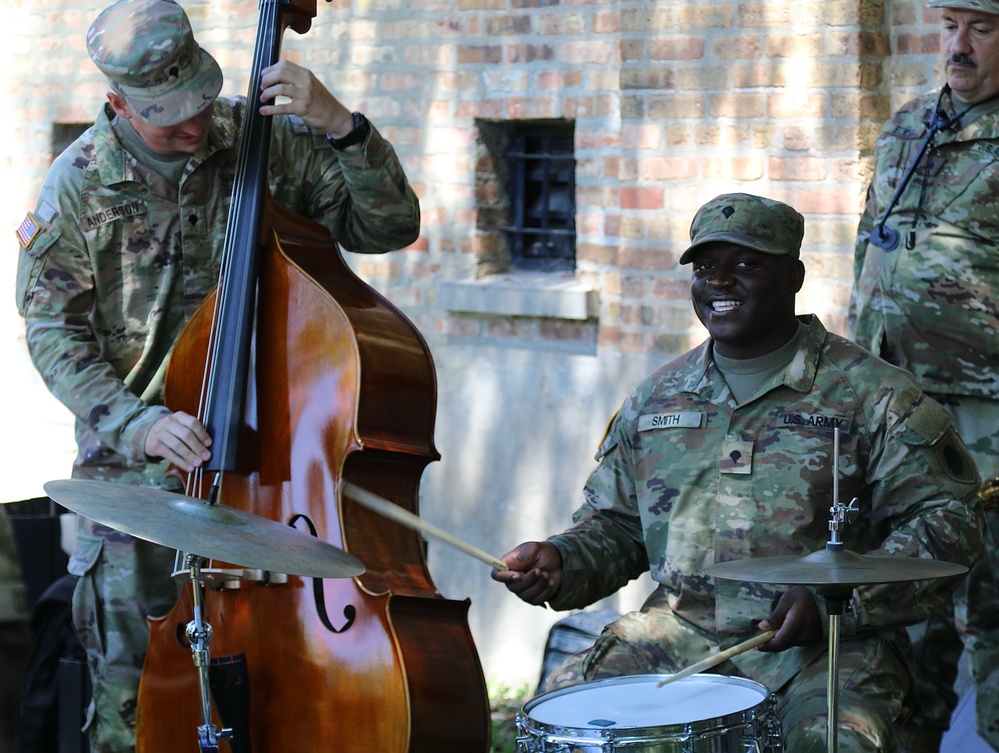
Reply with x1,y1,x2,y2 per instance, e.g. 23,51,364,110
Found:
721,439,754,475
15,212,40,249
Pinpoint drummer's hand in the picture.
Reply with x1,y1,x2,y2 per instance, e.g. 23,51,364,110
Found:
491,541,563,606
144,411,212,472
756,586,824,652
258,60,356,141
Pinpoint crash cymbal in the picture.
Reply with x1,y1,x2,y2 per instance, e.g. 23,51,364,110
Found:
703,546,967,588
44,479,364,580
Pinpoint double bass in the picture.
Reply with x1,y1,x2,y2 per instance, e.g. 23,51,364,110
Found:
134,1,491,750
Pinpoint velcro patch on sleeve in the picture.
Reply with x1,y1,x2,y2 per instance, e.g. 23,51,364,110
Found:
935,429,980,485
15,212,40,249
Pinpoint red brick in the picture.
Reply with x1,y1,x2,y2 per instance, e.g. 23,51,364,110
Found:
797,189,866,215
709,93,765,119
648,38,705,61
710,35,762,60
768,157,828,182
620,187,665,211
703,155,765,181
638,157,699,181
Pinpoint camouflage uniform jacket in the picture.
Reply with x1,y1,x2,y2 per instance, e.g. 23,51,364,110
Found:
853,88,999,399
16,98,420,491
548,315,982,693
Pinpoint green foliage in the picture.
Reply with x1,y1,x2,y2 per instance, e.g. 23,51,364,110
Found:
489,681,533,753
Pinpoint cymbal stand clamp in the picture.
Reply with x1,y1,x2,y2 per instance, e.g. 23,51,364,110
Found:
184,552,234,753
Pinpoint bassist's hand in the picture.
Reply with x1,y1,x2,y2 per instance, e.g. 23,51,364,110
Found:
258,60,356,142
145,411,212,472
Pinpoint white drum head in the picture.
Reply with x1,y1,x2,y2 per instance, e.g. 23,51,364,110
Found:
525,674,768,729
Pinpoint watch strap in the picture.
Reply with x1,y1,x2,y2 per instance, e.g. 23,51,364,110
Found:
326,112,370,150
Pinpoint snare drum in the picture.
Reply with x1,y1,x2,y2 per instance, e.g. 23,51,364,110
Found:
517,673,783,753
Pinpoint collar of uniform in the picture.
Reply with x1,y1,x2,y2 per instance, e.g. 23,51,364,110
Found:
207,96,240,152
785,314,824,394
91,102,132,185
915,87,999,142
679,314,825,398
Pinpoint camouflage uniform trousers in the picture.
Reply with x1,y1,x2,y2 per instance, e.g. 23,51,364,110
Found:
69,528,178,753
541,624,914,752
907,395,999,750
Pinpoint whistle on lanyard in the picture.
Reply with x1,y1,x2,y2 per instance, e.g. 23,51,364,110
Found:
868,99,966,252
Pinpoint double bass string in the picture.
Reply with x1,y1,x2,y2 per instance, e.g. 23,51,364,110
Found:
199,1,279,473
342,482,509,571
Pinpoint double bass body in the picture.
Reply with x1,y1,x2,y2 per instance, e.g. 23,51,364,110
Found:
139,199,491,753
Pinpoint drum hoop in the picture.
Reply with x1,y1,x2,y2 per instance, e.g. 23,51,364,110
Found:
520,673,774,742
517,715,764,747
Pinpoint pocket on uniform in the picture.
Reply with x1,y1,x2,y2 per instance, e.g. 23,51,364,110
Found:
67,532,103,578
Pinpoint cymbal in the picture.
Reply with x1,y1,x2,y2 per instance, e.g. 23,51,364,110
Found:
702,547,967,589
44,479,364,580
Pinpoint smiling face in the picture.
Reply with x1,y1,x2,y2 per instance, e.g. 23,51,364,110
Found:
689,242,805,359
941,8,999,104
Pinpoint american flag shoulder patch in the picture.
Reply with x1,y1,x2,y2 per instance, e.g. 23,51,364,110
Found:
16,212,40,249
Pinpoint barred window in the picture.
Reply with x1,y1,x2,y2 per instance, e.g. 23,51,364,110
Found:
504,123,576,272
52,123,90,157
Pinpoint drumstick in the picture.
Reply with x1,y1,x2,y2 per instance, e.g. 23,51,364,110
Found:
342,482,509,571
655,630,778,688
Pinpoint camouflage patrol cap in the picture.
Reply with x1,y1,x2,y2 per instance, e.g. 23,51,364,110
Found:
87,0,222,126
927,0,999,13
679,193,804,264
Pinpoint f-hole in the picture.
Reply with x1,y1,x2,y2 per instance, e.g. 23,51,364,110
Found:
288,513,356,634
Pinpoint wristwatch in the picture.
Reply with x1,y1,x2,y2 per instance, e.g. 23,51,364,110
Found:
326,112,370,150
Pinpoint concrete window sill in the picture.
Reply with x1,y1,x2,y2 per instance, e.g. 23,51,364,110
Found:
437,273,598,321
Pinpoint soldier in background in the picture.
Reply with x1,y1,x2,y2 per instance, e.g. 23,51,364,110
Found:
494,194,984,753
14,0,420,751
851,1,999,750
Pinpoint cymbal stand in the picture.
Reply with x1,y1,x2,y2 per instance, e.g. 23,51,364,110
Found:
822,427,858,753
184,552,234,753
818,581,851,753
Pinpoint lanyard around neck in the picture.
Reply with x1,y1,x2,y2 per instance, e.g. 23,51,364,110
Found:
868,86,971,251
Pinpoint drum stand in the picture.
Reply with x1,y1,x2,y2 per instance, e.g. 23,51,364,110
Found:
183,552,235,753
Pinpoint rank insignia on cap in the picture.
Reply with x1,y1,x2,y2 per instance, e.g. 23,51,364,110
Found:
15,212,40,249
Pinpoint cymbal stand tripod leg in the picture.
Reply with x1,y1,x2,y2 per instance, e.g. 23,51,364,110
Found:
184,553,234,753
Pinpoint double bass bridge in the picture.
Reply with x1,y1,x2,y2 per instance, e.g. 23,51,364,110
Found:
171,561,290,591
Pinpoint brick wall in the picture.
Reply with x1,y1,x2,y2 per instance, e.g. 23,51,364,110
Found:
313,0,943,351
4,0,949,356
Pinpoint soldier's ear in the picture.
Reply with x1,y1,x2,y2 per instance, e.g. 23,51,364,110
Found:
789,259,805,294
106,91,133,121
